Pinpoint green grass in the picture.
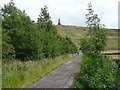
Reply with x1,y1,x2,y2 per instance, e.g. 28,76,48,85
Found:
2,25,119,88
57,25,88,48
2,54,75,88
0,60,2,89
57,25,119,50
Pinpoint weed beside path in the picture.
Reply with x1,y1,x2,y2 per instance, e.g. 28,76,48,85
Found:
2,54,75,88
32,53,82,88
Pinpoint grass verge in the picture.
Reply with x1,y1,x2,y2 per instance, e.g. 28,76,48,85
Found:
0,60,2,89
2,54,75,88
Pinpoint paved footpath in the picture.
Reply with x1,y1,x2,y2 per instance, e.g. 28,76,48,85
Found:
32,53,82,88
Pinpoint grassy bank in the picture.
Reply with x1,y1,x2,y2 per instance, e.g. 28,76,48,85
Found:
57,25,119,60
0,61,2,89
57,25,119,50
2,54,75,88
57,25,88,49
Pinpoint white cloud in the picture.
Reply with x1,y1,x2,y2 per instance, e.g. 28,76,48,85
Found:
0,0,119,28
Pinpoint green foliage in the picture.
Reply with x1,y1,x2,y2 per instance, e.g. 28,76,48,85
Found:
81,28,107,56
74,56,118,88
75,3,119,89
1,1,77,60
2,29,15,59
80,3,107,56
65,36,78,53
2,54,73,88
37,6,56,33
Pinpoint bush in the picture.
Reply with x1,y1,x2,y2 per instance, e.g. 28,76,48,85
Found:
75,3,119,89
80,28,107,56
2,29,15,59
1,1,78,60
74,56,118,88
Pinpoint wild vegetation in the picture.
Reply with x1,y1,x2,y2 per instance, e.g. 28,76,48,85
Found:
57,26,119,50
2,54,74,88
1,0,78,88
1,0,119,88
1,1,78,60
74,3,119,89
57,25,120,60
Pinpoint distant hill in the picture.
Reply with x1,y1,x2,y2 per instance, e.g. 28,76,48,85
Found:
56,25,119,50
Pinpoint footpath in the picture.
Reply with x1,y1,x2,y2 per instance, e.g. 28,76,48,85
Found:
32,53,82,88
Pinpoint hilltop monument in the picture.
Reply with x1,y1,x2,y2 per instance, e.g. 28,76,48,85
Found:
58,18,61,25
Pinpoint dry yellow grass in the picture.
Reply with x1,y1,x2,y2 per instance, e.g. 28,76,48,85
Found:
107,55,120,60
57,25,88,48
57,25,119,50
57,25,119,59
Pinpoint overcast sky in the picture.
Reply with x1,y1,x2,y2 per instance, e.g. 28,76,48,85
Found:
0,0,119,29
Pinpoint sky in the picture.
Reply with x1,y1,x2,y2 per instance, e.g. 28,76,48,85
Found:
0,0,119,29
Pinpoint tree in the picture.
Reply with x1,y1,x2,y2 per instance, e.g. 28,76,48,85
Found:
2,29,15,59
37,6,53,32
86,2,100,29
1,1,78,60
1,0,41,60
80,2,107,57
75,3,118,88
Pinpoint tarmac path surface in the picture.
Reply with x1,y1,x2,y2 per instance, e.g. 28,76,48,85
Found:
32,53,82,88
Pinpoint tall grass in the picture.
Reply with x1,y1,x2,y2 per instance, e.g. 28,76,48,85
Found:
2,54,74,88
0,60,2,89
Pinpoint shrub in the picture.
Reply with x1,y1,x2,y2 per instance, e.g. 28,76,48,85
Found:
2,29,15,59
80,28,107,56
74,56,118,88
1,1,78,60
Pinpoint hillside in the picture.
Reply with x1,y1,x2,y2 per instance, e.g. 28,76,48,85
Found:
57,25,119,50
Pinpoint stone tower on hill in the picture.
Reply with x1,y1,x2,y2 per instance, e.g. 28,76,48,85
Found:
58,18,61,25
